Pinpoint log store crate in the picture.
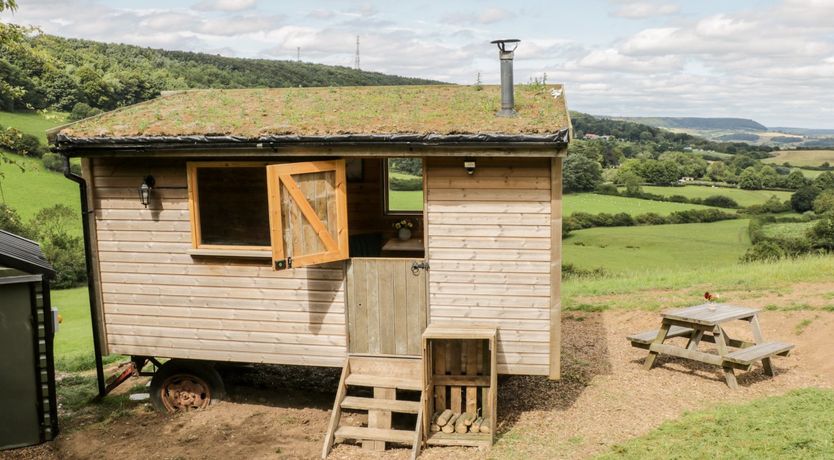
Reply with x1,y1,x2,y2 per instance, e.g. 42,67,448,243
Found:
422,324,497,448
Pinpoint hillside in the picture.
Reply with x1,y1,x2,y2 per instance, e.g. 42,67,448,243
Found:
617,117,768,131
0,27,440,113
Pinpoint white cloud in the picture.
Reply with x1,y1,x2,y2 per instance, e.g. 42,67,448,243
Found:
3,0,834,127
610,1,679,19
192,0,256,12
478,7,514,24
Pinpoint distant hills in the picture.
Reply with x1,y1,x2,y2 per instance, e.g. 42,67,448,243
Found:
604,116,834,148
613,117,768,132
0,29,440,113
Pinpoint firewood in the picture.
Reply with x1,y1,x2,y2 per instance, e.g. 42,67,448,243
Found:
471,416,484,432
441,413,460,433
479,418,491,433
454,413,470,433
462,412,475,426
436,409,453,427
430,423,440,432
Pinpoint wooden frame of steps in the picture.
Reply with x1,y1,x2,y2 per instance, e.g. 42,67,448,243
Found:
322,356,425,459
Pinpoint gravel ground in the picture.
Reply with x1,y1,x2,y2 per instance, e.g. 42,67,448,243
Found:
2,309,831,460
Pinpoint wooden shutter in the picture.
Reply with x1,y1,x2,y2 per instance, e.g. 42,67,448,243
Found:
266,160,349,270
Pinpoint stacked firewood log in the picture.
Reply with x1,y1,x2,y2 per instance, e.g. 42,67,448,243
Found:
429,409,490,434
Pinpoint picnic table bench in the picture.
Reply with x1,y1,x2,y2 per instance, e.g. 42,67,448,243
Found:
627,304,794,388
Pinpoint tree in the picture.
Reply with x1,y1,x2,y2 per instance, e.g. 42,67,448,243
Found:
813,189,834,215
808,216,834,250
641,159,681,185
791,186,819,213
0,1,17,12
659,152,707,178
27,205,87,289
738,167,764,190
785,170,809,189
706,161,730,182
0,203,29,236
563,153,602,193
812,171,834,191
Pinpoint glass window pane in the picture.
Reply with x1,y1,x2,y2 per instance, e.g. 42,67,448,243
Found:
387,158,423,213
197,167,270,246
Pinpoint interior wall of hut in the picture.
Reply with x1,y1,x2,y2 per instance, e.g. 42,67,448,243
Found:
346,157,425,259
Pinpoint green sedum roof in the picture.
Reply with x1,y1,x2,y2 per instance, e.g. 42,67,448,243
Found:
55,85,570,140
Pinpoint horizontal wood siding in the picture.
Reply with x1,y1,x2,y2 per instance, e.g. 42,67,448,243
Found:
91,158,347,367
426,158,553,375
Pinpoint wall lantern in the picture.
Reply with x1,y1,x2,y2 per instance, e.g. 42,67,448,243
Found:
464,159,476,175
138,175,155,208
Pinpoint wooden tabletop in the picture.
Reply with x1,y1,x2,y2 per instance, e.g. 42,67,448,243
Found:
382,238,424,252
662,303,759,326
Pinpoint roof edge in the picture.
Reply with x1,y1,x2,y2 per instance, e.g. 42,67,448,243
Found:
54,130,570,151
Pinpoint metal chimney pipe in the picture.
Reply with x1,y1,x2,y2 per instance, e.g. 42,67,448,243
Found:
491,39,520,117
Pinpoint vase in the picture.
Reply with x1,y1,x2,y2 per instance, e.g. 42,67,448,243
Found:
397,227,412,241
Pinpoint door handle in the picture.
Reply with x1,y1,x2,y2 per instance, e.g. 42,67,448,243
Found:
411,261,430,275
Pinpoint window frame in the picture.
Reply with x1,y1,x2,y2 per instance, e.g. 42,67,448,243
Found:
382,157,425,216
186,161,272,252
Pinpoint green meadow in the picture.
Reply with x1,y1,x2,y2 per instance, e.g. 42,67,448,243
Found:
563,193,717,216
636,185,792,207
763,149,834,167
0,110,67,142
0,152,81,226
562,219,751,275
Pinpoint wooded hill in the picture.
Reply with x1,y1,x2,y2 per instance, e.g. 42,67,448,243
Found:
0,27,439,113
570,112,776,157
615,116,768,132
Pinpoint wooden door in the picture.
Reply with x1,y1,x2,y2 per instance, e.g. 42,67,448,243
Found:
346,258,428,356
266,160,349,270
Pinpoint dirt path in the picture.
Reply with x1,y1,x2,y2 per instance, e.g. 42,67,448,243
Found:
3,308,832,460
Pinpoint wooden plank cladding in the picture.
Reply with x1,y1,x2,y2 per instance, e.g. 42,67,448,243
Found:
426,157,553,376
90,158,348,367
346,258,427,356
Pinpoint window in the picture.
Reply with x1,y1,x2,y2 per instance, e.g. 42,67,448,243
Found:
187,163,271,249
385,158,423,214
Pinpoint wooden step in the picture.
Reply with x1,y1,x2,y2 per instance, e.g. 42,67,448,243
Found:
340,396,420,414
335,426,415,445
345,374,422,391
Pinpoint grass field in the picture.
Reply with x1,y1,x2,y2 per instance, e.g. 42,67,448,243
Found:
0,152,81,229
387,170,423,211
762,221,816,238
634,185,792,207
53,287,120,372
598,388,834,459
564,193,717,216
763,149,834,167
563,219,750,275
0,110,67,142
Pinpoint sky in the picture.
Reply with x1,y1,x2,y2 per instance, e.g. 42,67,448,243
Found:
2,0,834,128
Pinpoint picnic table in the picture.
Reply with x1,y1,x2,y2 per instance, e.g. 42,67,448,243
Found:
628,304,794,388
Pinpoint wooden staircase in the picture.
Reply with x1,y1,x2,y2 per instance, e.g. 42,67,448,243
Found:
322,356,425,459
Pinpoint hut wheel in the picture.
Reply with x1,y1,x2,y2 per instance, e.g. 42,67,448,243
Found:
150,360,226,413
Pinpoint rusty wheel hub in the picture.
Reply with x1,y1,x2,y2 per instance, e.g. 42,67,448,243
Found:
160,374,211,412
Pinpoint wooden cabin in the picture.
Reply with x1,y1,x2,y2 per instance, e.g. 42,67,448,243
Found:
50,83,570,455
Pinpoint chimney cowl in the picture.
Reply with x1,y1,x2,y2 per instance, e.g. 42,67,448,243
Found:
491,39,520,118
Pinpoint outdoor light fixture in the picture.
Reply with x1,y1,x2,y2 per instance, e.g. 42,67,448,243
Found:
138,175,155,208
491,39,520,117
464,159,476,175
